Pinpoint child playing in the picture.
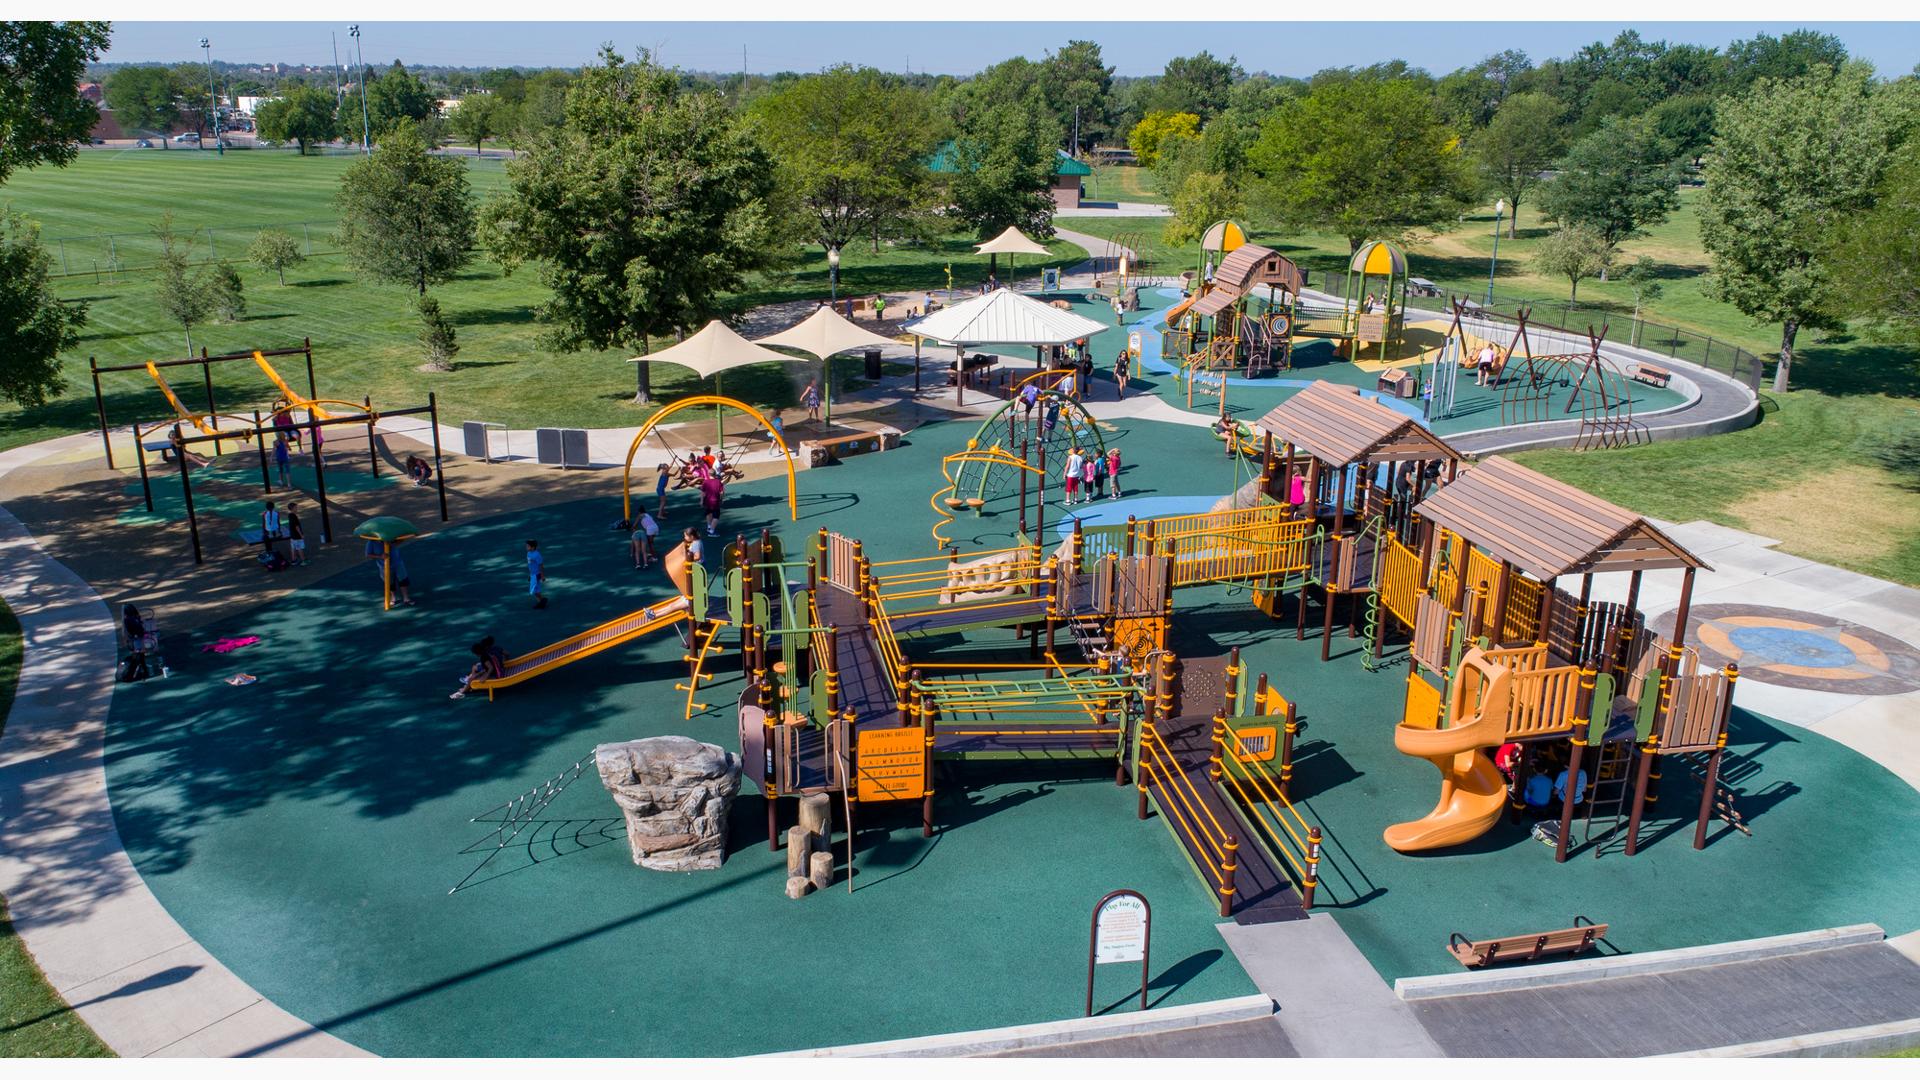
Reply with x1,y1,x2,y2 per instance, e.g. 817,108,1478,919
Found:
1081,450,1097,503
1062,446,1083,506
802,380,821,423
526,539,547,609
285,504,308,567
272,434,293,489
631,510,661,568
1105,448,1122,499
451,636,509,699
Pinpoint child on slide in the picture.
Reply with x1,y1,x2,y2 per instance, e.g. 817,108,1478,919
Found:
451,636,509,699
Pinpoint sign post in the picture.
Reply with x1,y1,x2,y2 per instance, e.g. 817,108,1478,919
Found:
1086,889,1151,1016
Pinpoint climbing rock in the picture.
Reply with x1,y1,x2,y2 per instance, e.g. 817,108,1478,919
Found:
786,875,812,899
798,793,832,845
786,826,814,878
594,736,740,871
808,850,835,892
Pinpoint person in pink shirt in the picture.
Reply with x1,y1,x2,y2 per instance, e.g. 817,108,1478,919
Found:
1106,448,1122,499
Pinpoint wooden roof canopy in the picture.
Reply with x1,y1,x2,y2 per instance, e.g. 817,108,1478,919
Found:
1414,456,1708,581
1253,383,1463,469
1191,243,1305,318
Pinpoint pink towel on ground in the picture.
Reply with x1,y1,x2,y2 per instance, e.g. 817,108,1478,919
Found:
201,636,261,654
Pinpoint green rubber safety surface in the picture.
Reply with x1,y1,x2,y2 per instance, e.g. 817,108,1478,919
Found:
99,403,1920,1056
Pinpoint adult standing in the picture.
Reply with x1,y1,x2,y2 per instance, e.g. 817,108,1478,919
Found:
1113,349,1131,400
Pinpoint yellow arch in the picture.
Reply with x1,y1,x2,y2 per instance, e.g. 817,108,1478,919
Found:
622,395,798,524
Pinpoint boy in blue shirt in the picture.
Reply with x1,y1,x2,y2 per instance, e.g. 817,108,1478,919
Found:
526,539,546,609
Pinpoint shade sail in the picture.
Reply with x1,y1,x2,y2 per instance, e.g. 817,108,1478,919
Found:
973,226,1052,257
902,288,1109,347
754,304,897,361
627,320,802,379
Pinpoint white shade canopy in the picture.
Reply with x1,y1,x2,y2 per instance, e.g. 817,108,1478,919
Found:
903,288,1109,347
753,303,897,361
627,320,802,379
973,226,1052,257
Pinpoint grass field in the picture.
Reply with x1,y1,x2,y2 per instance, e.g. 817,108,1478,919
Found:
0,599,113,1058
0,150,1084,453
1084,163,1159,203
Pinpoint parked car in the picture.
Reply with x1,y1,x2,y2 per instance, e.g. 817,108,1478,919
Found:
134,138,154,148
172,131,200,143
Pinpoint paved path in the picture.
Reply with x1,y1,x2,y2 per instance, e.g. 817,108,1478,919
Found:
1219,914,1444,1056
0,435,366,1058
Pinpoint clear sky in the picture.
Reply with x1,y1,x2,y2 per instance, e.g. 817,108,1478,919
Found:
99,21,1920,79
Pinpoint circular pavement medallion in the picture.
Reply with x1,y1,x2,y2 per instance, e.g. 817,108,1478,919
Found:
1652,603,1920,696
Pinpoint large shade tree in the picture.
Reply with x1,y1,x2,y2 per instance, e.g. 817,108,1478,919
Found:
1474,91,1564,237
334,121,477,295
1248,76,1475,253
943,59,1061,241
749,65,937,258
1538,115,1684,256
103,64,184,141
0,210,88,407
255,85,340,155
1827,140,1920,345
482,47,784,404
1699,62,1902,392
1,21,111,181
1041,40,1114,151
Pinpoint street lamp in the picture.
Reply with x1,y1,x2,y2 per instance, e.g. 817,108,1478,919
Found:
349,25,371,155
1485,199,1505,308
200,38,222,156
827,245,841,304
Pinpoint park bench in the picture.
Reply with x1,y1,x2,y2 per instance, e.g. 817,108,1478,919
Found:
800,428,900,469
1628,362,1672,388
1448,916,1608,968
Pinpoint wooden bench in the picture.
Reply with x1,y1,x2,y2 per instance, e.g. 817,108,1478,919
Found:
1448,916,1607,968
1628,362,1672,388
800,429,900,468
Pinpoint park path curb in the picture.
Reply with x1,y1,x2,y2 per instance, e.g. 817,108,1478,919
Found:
1394,924,1888,1000
0,433,368,1058
763,993,1275,1057
1661,1016,1920,1058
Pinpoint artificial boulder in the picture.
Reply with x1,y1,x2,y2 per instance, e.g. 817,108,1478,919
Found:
595,735,740,871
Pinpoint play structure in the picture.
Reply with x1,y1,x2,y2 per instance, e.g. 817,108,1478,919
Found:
619,395,800,526
1163,224,1305,379
90,341,450,563
1437,301,1648,450
930,374,1105,545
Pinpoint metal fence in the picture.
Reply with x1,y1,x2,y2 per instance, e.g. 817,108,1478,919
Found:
43,220,344,281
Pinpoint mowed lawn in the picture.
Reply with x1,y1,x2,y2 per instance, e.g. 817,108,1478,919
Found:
0,150,1085,452
1070,177,1920,587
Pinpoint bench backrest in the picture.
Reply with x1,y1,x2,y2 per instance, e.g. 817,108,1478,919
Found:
1459,922,1608,966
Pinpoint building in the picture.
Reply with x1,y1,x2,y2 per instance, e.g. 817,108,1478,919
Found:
927,142,1093,210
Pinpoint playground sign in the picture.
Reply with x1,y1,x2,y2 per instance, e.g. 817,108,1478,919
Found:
1043,267,1061,292
1086,889,1152,1014
1356,312,1387,344
855,727,926,802
1128,331,1142,358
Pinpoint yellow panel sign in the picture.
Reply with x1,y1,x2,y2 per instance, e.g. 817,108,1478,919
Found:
856,727,926,802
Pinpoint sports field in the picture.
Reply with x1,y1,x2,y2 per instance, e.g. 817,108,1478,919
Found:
0,151,1084,454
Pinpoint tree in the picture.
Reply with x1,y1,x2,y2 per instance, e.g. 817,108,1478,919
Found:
1474,92,1565,237
481,47,783,404
1828,141,1920,344
944,78,1059,241
335,121,476,296
248,229,304,284
1646,94,1717,168
1435,50,1533,131
1533,225,1611,299
0,210,88,407
152,214,213,354
1616,256,1666,341
104,64,184,140
416,294,459,372
1724,30,1848,91
1151,52,1242,123
206,262,245,322
1538,116,1684,256
1699,63,1900,392
1041,40,1113,151
1247,78,1475,253
749,65,936,257
254,85,339,155
341,60,437,142
1127,110,1199,168
0,21,111,183
1162,172,1243,246
447,92,505,152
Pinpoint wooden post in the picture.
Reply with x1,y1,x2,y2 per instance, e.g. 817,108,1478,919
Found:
1018,438,1030,534
312,419,333,545
1575,574,1595,665
1223,646,1242,718
1489,560,1514,645
253,408,272,492
428,393,448,522
1124,514,1137,558
1616,570,1644,675
200,349,221,456
1304,458,1322,521
1333,465,1348,534
1623,730,1660,856
134,425,155,511
1218,834,1238,918
1278,693,1299,798
1537,576,1557,650
176,431,203,564
1555,665,1597,863
1301,827,1322,910
364,395,379,477
1694,664,1738,850
918,667,934,838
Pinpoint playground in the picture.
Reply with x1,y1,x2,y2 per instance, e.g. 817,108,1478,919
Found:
2,375,1915,1056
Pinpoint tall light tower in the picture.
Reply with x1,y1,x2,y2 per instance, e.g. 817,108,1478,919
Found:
350,25,371,155
200,37,222,155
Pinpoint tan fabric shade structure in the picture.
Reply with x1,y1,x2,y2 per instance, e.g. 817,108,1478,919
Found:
626,319,800,379
903,287,1107,347
754,304,898,430
973,226,1052,256
628,319,805,443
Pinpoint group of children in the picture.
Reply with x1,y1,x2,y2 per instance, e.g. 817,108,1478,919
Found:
1060,445,1122,505
258,499,310,569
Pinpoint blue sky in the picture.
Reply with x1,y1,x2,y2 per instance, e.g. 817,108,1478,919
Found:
102,22,1920,78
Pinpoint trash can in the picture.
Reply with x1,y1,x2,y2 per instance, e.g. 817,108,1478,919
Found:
863,348,883,380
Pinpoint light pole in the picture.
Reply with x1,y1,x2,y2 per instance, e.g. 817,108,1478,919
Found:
1485,199,1505,308
827,245,841,304
350,25,371,155
200,38,222,155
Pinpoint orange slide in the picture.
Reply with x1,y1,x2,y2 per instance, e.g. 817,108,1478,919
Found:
1382,649,1516,853
469,544,700,697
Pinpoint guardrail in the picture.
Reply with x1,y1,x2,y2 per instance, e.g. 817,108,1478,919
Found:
1213,707,1322,909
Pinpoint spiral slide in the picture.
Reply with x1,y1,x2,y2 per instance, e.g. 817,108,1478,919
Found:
1382,650,1514,853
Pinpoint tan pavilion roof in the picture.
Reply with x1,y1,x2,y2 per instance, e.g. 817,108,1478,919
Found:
1414,456,1707,580
1253,383,1461,469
